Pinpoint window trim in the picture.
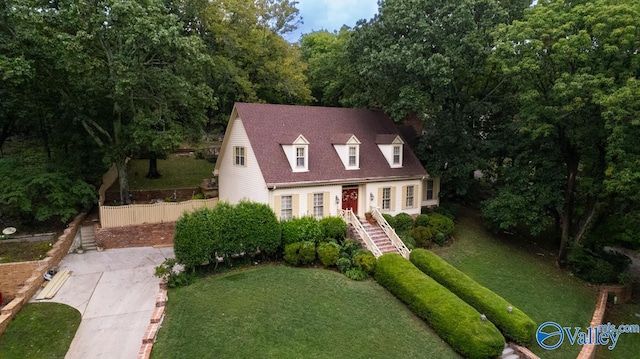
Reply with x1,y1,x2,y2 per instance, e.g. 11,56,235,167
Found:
405,185,414,208
281,195,293,220
313,193,324,218
348,146,357,167
393,145,401,165
425,179,434,200
234,146,245,166
382,187,391,210
296,147,305,168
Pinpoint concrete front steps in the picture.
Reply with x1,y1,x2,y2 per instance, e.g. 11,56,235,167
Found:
80,225,97,251
358,221,399,255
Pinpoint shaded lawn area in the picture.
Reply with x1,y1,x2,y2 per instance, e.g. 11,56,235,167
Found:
433,211,598,359
596,302,640,359
151,265,462,359
0,240,55,263
0,302,80,358
126,154,215,190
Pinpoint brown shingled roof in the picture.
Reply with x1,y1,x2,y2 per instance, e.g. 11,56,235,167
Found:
234,103,428,186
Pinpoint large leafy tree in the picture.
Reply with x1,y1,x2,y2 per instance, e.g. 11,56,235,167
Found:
167,0,311,127
487,0,640,260
345,0,529,199
49,0,214,204
299,28,356,107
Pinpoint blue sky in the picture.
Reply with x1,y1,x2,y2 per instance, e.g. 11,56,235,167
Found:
286,0,380,42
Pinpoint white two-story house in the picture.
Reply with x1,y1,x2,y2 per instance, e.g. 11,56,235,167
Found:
214,103,439,220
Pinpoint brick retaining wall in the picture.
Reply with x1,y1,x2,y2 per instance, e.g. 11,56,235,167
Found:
0,212,86,335
96,222,175,249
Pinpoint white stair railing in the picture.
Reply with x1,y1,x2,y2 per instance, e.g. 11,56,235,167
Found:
370,207,411,259
339,209,383,258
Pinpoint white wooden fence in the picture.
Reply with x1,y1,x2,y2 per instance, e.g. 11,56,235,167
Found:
99,198,218,228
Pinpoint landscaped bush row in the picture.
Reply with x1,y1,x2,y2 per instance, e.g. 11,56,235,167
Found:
174,206,348,271
284,238,376,281
174,201,281,269
410,249,536,345
385,211,455,249
375,253,505,359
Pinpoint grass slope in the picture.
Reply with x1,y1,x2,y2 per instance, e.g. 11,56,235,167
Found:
151,265,461,359
433,211,598,358
127,154,215,190
0,303,80,358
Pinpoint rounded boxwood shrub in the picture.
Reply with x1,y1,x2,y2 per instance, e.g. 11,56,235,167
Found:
284,241,316,265
410,226,433,248
317,241,340,267
427,213,455,236
281,216,324,244
319,216,347,241
376,253,505,358
394,212,414,232
399,233,416,250
336,257,352,273
433,232,447,246
414,214,430,227
353,252,376,274
410,249,536,345
284,242,303,265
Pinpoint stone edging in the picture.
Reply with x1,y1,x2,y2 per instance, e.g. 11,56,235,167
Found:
576,289,609,359
0,212,86,335
138,281,167,359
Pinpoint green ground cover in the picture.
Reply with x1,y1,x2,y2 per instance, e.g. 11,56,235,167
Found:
0,303,80,358
433,211,598,358
127,154,215,190
151,265,461,359
0,239,55,263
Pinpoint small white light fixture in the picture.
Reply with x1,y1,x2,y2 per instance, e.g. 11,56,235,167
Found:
507,306,513,313
480,314,487,321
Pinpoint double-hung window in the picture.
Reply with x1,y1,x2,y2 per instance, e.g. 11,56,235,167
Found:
296,147,305,168
405,185,414,208
313,193,323,218
348,146,357,166
281,195,293,220
393,145,401,165
234,146,245,166
382,187,391,210
426,179,434,200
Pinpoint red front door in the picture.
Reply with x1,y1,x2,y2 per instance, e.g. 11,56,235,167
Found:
342,188,358,213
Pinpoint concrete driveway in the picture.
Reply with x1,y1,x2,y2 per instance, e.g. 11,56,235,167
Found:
34,246,173,359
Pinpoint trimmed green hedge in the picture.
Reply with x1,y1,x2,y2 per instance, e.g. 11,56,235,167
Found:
410,249,536,345
375,253,505,359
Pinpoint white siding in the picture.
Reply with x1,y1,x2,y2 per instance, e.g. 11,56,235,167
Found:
365,179,423,216
333,144,360,170
271,185,343,220
217,118,269,205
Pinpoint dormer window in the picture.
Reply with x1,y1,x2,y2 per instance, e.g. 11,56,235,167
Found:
348,146,357,166
332,134,360,170
393,145,401,165
296,147,306,168
376,134,404,168
281,134,309,172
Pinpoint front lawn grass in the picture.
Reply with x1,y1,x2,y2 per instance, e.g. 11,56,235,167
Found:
151,265,462,359
127,154,215,190
433,210,598,359
0,302,80,358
